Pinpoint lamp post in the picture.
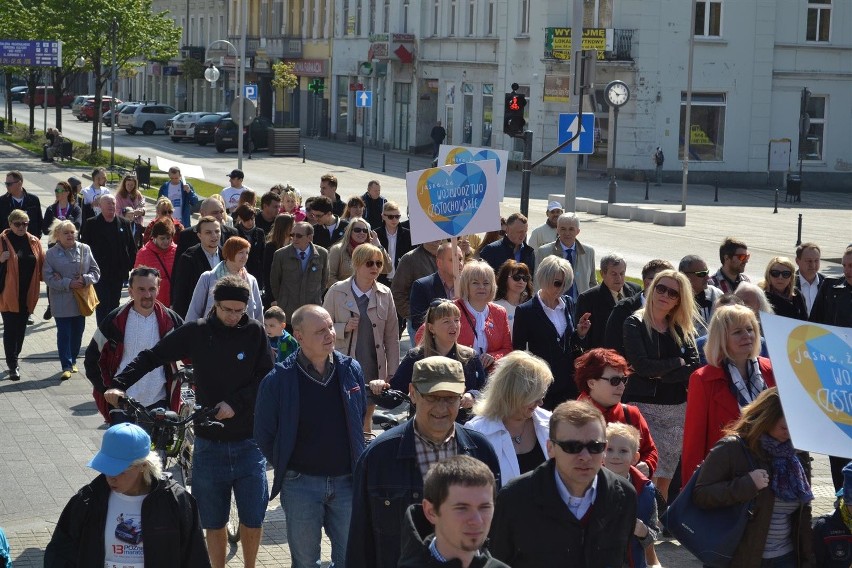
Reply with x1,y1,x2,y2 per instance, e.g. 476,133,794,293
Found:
681,0,697,211
205,38,244,170
110,18,117,167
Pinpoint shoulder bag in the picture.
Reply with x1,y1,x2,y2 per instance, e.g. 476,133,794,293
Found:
72,246,99,316
0,238,6,294
661,438,756,567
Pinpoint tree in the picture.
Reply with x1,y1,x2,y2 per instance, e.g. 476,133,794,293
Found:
180,57,205,111
271,61,298,127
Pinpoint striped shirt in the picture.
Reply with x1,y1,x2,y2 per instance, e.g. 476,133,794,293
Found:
762,498,799,558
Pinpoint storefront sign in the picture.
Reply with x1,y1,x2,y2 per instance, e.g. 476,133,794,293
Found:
544,75,570,103
544,28,613,60
288,59,327,77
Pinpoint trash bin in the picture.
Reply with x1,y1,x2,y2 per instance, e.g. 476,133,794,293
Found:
786,174,801,202
135,164,151,188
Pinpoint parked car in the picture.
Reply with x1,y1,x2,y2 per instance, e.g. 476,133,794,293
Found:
118,102,179,135
193,112,229,146
168,112,213,142
81,97,122,122
10,86,28,102
102,102,135,126
23,86,75,108
214,116,273,153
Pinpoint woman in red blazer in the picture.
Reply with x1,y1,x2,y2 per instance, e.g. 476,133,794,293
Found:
682,304,776,485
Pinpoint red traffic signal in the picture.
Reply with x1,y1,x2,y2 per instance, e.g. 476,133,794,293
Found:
504,93,527,137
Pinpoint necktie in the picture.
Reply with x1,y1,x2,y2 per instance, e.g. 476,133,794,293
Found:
617,291,624,301
565,247,575,267
299,251,306,260
565,248,577,300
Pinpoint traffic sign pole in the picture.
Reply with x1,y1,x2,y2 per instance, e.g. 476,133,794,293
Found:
520,130,534,216
360,108,365,168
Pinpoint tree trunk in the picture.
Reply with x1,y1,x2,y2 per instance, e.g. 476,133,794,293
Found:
90,60,104,151
52,68,64,132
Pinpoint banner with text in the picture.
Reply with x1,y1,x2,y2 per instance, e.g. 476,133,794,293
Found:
761,313,852,458
436,145,509,201
544,28,612,60
406,160,501,245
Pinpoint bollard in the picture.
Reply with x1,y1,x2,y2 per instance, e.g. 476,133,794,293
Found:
796,213,803,246
302,145,306,164
773,188,778,214
382,153,386,173
406,158,410,173
644,177,649,200
714,178,719,202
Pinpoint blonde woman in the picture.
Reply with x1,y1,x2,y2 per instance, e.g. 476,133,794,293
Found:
758,256,807,320
467,351,553,482
143,197,184,244
277,185,306,222
327,217,390,287
622,268,700,501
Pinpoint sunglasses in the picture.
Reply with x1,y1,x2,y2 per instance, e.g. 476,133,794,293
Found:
11,221,29,228
4,181,20,187
732,253,751,262
55,187,68,193
291,232,306,239
770,269,793,278
595,375,629,386
384,214,401,220
552,280,564,288
551,439,607,454
352,227,369,234
511,273,531,283
685,270,709,277
364,259,383,268
654,283,680,300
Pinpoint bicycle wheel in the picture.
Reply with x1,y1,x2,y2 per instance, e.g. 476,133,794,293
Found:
227,494,241,544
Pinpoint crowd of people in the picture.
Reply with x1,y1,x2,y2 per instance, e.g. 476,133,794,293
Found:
0,166,850,567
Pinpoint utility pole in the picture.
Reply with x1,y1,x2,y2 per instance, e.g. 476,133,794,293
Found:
563,0,585,212
681,0,697,211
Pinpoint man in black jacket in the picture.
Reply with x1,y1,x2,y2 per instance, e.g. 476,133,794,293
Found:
376,201,413,287
171,216,223,318
576,253,640,348
1,170,43,236
111,276,274,568
80,194,137,323
489,401,636,568
478,213,535,276
398,456,508,568
362,180,387,229
311,195,348,249
321,173,346,216
174,198,237,260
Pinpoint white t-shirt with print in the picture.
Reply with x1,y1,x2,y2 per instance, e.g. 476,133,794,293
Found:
104,491,146,568
221,186,248,212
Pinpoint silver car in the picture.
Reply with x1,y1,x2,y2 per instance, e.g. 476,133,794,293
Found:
118,103,179,135
168,112,214,142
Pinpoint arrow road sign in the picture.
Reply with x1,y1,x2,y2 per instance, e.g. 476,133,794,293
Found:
355,90,373,108
558,112,596,154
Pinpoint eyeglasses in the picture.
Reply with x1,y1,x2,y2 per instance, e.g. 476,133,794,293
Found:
550,439,607,454
291,232,306,239
11,221,29,228
595,375,629,386
732,253,751,262
769,269,793,278
216,303,247,316
654,283,680,300
417,391,463,406
352,227,369,234
364,259,383,268
685,270,709,277
511,273,531,283
384,214,401,220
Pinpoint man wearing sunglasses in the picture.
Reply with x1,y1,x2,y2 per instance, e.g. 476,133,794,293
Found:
311,195,349,249
269,221,330,330
710,237,751,293
489,400,636,568
347,356,500,568
1,170,44,237
680,254,723,328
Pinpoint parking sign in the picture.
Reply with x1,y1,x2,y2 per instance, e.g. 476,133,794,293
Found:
243,84,258,101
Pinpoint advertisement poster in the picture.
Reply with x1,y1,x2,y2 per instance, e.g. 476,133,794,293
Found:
405,160,502,245
436,145,509,201
761,313,852,458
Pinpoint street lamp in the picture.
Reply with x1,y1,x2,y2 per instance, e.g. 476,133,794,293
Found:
204,64,220,84
205,38,244,170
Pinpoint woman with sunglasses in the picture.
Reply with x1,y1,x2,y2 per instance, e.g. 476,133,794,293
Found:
390,299,486,420
682,304,776,486
512,255,591,410
759,256,808,320
327,217,390,287
114,174,146,229
185,237,263,322
323,243,400,432
0,210,45,381
467,351,553,483
143,197,184,245
622,269,700,503
494,260,533,338
43,181,83,234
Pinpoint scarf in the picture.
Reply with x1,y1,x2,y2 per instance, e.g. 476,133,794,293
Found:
758,434,813,503
463,299,490,355
839,498,852,531
727,359,766,408
212,260,247,282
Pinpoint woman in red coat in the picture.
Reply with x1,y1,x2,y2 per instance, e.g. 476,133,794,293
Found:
682,304,776,485
134,218,177,306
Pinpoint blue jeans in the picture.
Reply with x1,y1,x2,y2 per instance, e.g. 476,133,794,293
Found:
192,437,269,529
55,316,85,371
281,471,353,568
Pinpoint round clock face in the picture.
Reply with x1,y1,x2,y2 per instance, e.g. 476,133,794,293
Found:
606,81,630,107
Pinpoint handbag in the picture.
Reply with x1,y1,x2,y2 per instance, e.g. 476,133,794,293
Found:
71,247,99,316
662,438,756,568
0,239,6,295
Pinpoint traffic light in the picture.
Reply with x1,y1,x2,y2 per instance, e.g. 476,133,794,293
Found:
504,92,527,137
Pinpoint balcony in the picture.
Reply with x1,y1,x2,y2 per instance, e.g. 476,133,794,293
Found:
610,29,634,62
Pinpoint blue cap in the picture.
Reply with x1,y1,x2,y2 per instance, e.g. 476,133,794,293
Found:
87,423,151,476
838,460,852,501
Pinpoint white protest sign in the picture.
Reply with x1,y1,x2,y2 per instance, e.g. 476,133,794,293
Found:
760,312,852,458
437,145,509,201
155,157,205,180
406,160,502,246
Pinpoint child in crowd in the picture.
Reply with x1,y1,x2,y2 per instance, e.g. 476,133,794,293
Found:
604,423,659,568
264,306,299,363
812,460,852,567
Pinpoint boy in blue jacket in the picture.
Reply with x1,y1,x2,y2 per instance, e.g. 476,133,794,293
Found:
264,306,299,363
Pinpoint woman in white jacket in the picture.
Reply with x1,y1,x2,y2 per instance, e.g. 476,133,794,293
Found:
466,351,554,483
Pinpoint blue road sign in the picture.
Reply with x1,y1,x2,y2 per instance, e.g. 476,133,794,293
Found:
0,40,61,67
558,112,596,155
355,90,373,108
243,84,258,101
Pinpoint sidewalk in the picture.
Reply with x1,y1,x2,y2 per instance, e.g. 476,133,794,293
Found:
0,140,846,567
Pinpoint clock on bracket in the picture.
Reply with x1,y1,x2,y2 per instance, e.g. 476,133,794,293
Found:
605,80,630,108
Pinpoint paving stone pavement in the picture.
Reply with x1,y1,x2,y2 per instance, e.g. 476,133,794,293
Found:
0,140,847,567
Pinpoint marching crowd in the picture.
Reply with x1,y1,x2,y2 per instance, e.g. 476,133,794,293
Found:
0,167,850,567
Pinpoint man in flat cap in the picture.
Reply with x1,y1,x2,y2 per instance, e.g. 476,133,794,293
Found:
346,356,501,568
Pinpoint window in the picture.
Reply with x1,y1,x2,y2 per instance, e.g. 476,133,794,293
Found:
450,0,456,36
806,0,830,42
343,1,350,36
369,0,376,34
433,0,439,35
383,0,389,33
462,83,474,144
694,0,722,37
357,0,363,35
487,0,495,35
520,0,530,34
802,95,826,161
481,84,493,146
679,93,726,161
467,0,475,35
